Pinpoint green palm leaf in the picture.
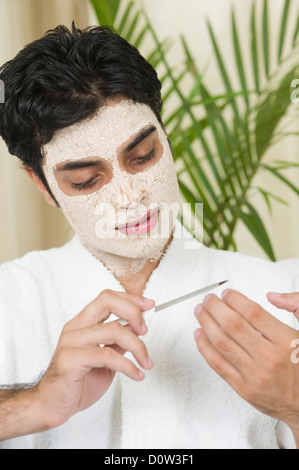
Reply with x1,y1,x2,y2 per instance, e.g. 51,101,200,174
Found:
232,199,275,260
89,0,120,26
174,0,299,258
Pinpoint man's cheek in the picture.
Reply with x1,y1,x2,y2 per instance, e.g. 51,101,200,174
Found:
157,202,179,236
95,218,119,239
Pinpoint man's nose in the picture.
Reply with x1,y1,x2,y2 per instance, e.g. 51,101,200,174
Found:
110,173,144,209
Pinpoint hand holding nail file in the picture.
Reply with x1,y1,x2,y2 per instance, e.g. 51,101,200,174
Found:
118,280,228,326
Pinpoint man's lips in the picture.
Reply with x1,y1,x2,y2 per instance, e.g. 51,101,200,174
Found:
116,209,159,235
117,209,155,228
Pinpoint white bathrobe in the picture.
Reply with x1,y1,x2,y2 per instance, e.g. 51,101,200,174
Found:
0,220,298,449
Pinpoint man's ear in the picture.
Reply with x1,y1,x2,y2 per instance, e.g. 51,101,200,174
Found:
25,169,57,207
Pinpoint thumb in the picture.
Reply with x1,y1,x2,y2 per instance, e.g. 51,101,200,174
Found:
267,292,299,320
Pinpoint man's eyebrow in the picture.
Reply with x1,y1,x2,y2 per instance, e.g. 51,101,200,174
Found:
55,125,157,172
55,160,100,172
124,125,156,152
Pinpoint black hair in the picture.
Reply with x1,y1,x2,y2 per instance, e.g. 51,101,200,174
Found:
0,22,162,204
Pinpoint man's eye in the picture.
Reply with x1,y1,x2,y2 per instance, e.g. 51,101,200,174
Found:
132,149,156,165
71,176,95,190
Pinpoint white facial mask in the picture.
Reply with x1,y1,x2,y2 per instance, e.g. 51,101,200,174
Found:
43,100,180,276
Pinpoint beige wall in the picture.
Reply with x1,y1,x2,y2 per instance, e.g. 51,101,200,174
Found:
0,0,298,264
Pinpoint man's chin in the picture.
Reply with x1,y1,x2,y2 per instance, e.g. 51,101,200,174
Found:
92,233,173,260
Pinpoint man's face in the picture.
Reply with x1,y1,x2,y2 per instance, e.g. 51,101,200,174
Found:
43,99,180,263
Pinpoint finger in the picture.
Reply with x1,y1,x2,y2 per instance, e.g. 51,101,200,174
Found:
61,346,146,381
221,289,292,343
195,304,253,368
64,289,155,334
194,327,244,390
198,294,265,359
60,321,153,371
110,324,134,356
267,292,299,320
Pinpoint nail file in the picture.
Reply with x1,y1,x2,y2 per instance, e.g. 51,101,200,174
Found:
118,280,228,326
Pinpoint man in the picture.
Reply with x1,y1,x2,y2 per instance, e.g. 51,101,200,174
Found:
0,23,298,449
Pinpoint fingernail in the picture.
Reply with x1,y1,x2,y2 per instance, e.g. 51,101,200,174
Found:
137,369,145,379
194,328,201,339
222,289,230,299
142,297,154,304
194,304,203,317
147,356,153,368
268,292,281,298
141,321,148,334
203,294,212,303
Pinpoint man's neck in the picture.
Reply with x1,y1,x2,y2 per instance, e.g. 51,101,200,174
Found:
117,257,160,296
86,232,174,295
117,232,173,294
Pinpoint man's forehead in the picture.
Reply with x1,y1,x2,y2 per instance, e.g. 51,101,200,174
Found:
43,100,158,165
